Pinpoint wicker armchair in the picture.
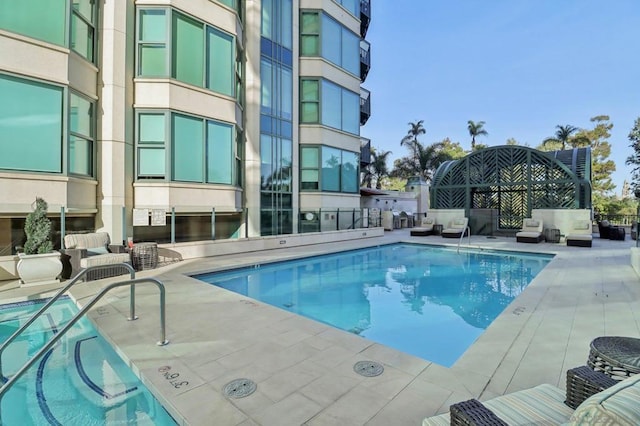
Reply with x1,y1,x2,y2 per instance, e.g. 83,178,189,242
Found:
423,366,627,426
60,232,131,281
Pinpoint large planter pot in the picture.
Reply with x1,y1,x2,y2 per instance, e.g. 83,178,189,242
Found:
17,252,62,287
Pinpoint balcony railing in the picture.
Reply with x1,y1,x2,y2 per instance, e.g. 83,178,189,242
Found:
360,137,371,167
360,39,370,82
360,0,371,37
360,88,371,126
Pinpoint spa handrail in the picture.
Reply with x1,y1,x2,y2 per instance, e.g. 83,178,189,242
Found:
0,263,135,379
0,277,168,404
457,226,471,253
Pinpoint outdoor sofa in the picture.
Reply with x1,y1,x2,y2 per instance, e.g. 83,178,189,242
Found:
441,218,468,239
410,216,436,236
515,218,544,243
422,365,640,425
566,219,593,247
60,232,131,281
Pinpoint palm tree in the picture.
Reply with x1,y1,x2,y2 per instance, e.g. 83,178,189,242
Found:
542,125,590,150
391,140,451,183
401,120,426,163
467,120,488,150
370,149,392,189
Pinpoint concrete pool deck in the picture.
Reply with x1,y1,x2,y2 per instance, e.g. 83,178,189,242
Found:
2,230,640,425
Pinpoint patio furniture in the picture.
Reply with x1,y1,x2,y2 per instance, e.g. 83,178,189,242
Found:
131,242,159,271
410,216,435,236
60,232,131,281
422,365,640,426
441,218,468,239
566,219,593,247
588,336,640,379
598,220,626,240
515,218,544,243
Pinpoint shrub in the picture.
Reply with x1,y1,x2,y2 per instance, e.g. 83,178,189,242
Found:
23,197,54,255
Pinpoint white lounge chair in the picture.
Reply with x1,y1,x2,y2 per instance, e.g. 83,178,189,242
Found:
516,218,544,243
441,217,468,238
410,216,435,236
566,219,593,247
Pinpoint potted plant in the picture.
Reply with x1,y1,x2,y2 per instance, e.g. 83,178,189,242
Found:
16,197,62,286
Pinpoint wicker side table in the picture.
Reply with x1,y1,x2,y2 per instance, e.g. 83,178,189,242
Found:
131,242,159,271
544,228,561,243
587,336,640,379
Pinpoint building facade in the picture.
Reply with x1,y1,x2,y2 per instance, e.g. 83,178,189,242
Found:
0,0,371,254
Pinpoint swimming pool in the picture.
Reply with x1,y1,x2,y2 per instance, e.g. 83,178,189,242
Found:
195,244,552,367
0,297,176,425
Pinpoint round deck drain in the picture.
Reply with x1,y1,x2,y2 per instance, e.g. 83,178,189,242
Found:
223,378,257,398
353,361,384,377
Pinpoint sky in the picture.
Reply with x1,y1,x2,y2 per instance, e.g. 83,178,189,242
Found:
360,0,639,194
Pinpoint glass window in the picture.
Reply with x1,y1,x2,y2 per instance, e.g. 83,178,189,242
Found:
71,0,95,61
300,11,320,57
138,113,166,178
280,0,293,49
260,135,273,191
300,80,319,123
322,15,341,67
207,121,233,184
138,9,167,76
0,74,62,173
0,0,66,46
261,0,273,39
342,29,360,75
69,93,94,176
280,67,292,120
69,135,92,176
207,28,234,96
341,151,359,193
300,146,319,190
342,89,360,135
260,58,273,114
172,13,204,87
321,146,341,192
335,0,359,16
172,114,203,182
281,139,292,192
321,80,341,130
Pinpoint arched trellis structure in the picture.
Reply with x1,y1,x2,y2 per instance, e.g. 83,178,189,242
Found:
431,146,592,230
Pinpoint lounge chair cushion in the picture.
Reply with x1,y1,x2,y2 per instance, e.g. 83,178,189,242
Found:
570,373,640,425
422,384,573,426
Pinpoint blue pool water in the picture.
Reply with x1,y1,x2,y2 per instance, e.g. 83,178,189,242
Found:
0,297,176,425
196,244,552,367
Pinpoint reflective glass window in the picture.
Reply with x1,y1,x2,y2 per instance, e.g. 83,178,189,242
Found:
0,74,62,173
0,0,66,46
172,114,203,182
172,13,204,87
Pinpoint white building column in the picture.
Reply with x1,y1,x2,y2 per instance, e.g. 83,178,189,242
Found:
96,0,135,244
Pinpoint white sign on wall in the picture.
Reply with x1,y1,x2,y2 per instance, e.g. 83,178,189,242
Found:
151,209,166,226
133,208,149,226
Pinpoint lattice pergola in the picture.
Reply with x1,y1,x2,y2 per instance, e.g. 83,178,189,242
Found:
431,146,592,229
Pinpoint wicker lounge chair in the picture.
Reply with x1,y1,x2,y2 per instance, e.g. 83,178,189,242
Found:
515,218,544,243
566,219,593,247
598,220,626,240
423,365,640,426
441,217,468,239
60,232,131,281
411,216,436,236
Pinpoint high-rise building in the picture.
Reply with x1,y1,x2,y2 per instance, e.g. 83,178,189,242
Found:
0,0,372,254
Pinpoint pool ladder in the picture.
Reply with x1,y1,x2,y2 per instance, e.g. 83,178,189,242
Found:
457,226,471,253
0,263,169,404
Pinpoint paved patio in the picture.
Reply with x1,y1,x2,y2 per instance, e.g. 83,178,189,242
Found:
2,230,640,425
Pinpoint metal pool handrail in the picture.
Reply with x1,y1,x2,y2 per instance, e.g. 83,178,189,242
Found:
0,263,135,379
457,226,471,253
0,277,169,406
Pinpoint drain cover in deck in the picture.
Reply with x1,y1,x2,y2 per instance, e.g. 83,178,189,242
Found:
223,378,257,398
353,361,384,377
